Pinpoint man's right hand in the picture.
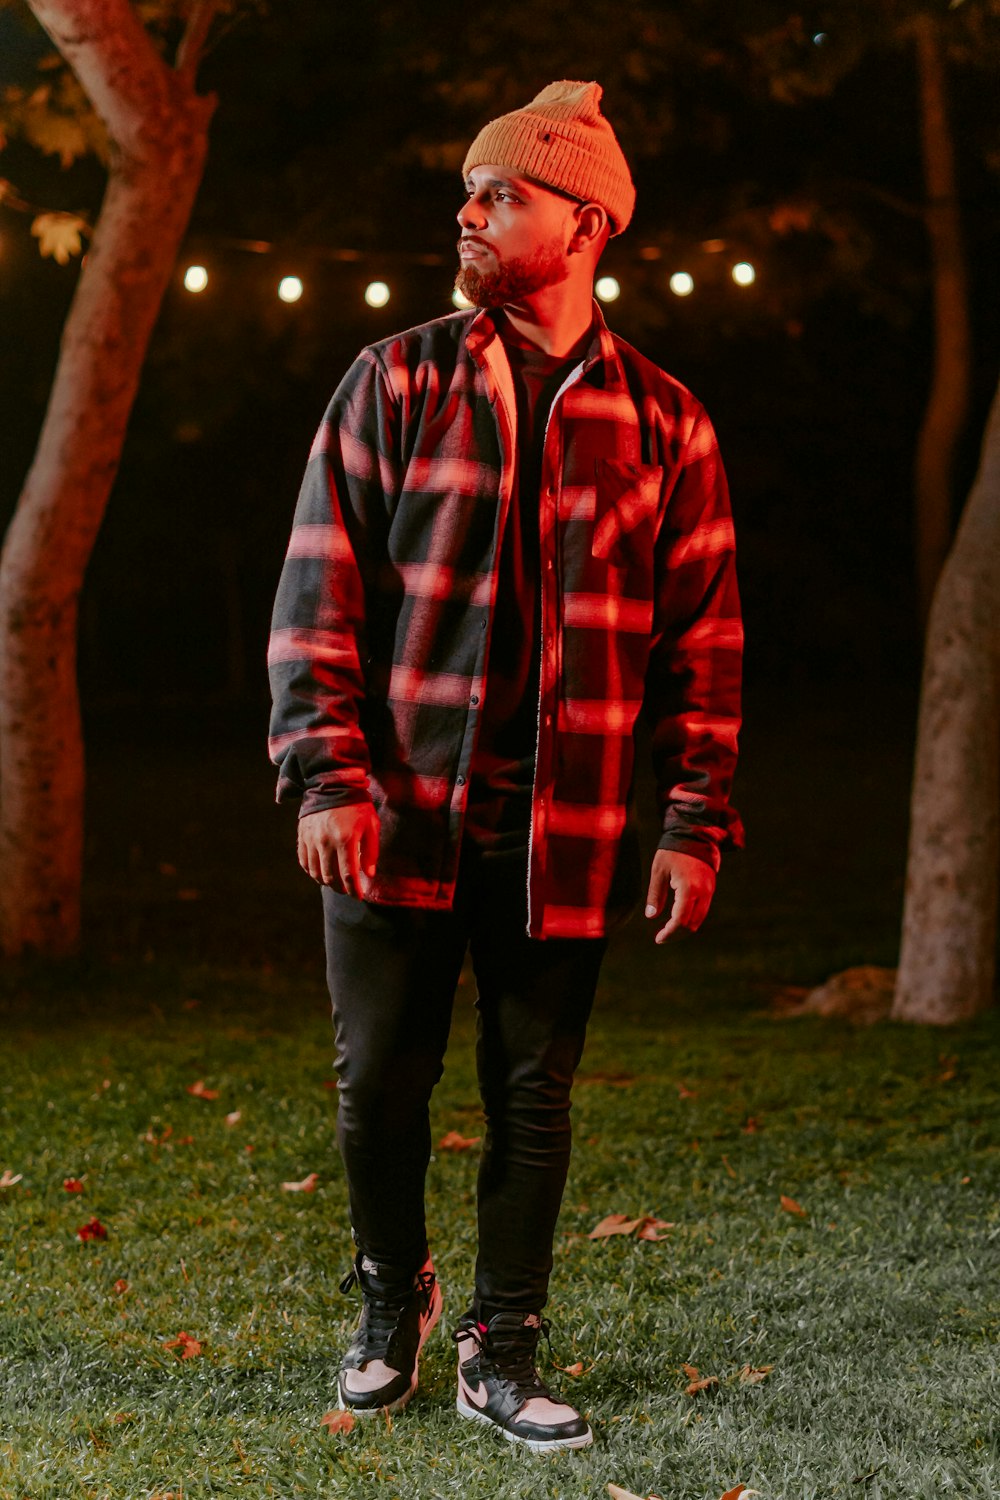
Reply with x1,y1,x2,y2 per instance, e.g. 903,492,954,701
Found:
297,804,380,897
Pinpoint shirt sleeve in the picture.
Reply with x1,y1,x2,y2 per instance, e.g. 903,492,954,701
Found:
642,402,745,871
267,349,398,816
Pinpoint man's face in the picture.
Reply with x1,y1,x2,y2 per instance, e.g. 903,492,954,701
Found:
455,164,581,307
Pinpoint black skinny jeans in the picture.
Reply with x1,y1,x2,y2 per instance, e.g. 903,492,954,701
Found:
321,838,607,1319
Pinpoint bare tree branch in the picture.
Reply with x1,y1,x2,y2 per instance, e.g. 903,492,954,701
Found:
176,0,220,86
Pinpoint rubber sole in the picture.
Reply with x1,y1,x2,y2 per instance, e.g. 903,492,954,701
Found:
456,1396,594,1452
338,1280,443,1415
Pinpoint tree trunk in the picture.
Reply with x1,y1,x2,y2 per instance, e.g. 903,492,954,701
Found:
892,377,1000,1024
912,10,972,628
0,1,217,955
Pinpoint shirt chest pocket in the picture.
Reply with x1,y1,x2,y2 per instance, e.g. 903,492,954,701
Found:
591,459,663,563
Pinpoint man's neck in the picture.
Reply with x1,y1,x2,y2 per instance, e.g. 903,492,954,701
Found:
497,281,596,359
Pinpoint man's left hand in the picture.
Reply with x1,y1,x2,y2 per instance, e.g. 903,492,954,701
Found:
645,850,716,945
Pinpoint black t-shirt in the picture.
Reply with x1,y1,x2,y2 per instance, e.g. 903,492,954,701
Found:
464,320,589,851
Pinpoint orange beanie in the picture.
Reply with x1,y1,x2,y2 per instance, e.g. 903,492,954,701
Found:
462,80,635,236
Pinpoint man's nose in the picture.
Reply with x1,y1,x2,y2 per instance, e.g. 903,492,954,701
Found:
457,194,487,230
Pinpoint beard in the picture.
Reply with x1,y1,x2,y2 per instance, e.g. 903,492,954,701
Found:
455,235,570,308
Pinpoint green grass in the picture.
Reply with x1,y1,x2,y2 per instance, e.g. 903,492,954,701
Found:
1,952,998,1500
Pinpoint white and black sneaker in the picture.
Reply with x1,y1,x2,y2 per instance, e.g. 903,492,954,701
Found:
454,1309,593,1452
336,1251,442,1414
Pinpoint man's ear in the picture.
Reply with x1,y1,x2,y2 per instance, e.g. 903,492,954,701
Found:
569,202,610,256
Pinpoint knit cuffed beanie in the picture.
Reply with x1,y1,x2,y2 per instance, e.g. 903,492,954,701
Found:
462,80,635,235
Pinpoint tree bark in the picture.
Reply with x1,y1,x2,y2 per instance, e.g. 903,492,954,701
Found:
0,0,217,955
892,376,1000,1024
912,9,972,628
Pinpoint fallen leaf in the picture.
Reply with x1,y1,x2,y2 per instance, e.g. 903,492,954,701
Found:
186,1080,219,1099
111,1412,135,1424
163,1330,202,1359
681,1362,700,1378
281,1172,319,1193
63,1177,86,1192
320,1409,355,1434
437,1130,481,1151
113,1279,129,1295
720,1487,762,1500
607,1486,646,1500
780,1194,807,1217
676,1082,698,1098
686,1374,719,1395
143,1125,173,1145
737,1364,773,1384
553,1359,592,1376
742,1116,760,1132
589,1213,675,1241
589,1213,644,1238
0,1169,23,1188
77,1218,108,1242
637,1217,675,1241
225,1110,242,1127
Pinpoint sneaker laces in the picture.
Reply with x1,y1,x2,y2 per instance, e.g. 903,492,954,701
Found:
458,1316,555,1400
339,1265,435,1353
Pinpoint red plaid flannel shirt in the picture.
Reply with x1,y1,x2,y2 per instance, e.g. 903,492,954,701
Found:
268,304,744,938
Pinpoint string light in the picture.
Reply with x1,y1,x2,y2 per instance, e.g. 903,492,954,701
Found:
364,281,390,308
278,276,303,303
594,275,620,303
183,264,208,293
669,272,694,297
732,262,756,286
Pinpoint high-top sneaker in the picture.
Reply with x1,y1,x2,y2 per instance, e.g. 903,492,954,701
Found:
453,1309,593,1451
336,1251,442,1414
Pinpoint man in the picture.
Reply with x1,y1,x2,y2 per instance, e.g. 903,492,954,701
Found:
268,79,743,1454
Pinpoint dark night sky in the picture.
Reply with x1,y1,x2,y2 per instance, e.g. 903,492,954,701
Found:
1,2,997,722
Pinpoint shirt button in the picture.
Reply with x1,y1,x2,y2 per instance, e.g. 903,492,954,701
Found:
470,694,479,706
456,774,466,786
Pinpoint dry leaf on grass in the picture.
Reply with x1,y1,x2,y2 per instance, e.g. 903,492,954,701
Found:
676,1082,698,1098
225,1110,242,1127
63,1177,85,1192
0,1170,23,1188
589,1213,675,1241
738,1363,773,1384
281,1172,319,1193
780,1194,807,1217
77,1218,108,1242
163,1331,202,1359
607,1485,653,1500
681,1362,719,1395
720,1487,762,1500
185,1080,219,1099
552,1359,592,1376
437,1130,481,1151
113,1279,129,1295
320,1409,355,1434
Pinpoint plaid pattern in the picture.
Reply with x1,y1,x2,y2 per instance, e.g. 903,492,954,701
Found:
268,304,744,938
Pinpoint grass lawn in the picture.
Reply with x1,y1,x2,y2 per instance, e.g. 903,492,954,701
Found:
1,685,998,1498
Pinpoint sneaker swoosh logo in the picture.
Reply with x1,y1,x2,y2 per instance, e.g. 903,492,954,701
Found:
461,1377,490,1411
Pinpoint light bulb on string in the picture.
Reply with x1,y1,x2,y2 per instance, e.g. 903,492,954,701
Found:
594,275,620,303
365,281,390,308
669,272,694,297
183,264,208,293
278,276,303,303
732,262,756,286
